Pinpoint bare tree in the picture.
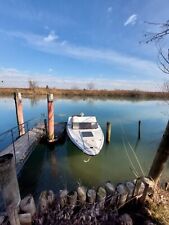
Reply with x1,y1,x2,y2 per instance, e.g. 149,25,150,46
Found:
144,21,169,185
87,82,95,90
28,80,38,89
163,80,169,90
144,20,169,74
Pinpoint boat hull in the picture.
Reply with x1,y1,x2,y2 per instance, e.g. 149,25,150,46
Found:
66,116,104,156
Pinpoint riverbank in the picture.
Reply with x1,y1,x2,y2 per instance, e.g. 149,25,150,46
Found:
1,178,169,225
0,87,169,99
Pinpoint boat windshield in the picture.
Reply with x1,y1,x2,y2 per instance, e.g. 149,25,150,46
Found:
72,122,98,130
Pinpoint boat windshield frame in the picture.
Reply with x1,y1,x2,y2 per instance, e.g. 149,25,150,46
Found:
72,122,98,130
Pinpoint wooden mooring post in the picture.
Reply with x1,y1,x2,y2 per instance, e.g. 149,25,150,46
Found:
106,122,111,143
0,153,21,225
138,120,141,140
14,92,25,136
47,94,55,143
148,121,169,183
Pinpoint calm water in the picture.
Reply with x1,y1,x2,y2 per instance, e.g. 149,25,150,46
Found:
0,96,169,201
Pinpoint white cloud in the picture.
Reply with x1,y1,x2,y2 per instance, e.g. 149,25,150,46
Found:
43,30,59,43
124,14,138,26
107,7,112,13
1,29,166,80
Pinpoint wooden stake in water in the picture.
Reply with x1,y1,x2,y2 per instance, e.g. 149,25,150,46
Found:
106,122,111,143
138,120,141,140
14,92,25,136
47,94,55,143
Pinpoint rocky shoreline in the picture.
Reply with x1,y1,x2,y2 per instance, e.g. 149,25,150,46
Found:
2,177,167,225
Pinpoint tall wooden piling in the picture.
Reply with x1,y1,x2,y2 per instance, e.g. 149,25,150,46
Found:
0,153,21,225
148,121,169,183
138,120,141,140
14,92,25,136
47,94,55,143
106,122,111,143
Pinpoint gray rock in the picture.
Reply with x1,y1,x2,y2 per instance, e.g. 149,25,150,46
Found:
38,191,48,213
97,186,106,209
133,179,145,196
110,192,118,207
142,177,155,194
77,186,86,204
116,184,128,207
59,189,68,208
20,194,36,217
47,190,55,206
87,189,96,204
97,187,106,202
67,191,77,207
125,182,135,199
19,213,32,225
105,182,115,195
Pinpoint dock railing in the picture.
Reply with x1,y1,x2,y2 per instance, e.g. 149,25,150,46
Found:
0,117,45,163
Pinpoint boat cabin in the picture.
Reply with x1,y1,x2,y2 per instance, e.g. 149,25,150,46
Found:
72,116,98,130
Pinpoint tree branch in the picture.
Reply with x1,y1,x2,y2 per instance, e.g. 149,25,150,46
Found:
143,20,169,75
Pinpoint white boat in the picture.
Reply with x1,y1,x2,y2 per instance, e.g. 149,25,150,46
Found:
67,115,104,155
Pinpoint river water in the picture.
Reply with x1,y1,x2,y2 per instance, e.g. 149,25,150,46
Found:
0,96,168,201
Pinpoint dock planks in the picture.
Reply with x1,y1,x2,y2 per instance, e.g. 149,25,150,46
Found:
0,123,45,175
0,122,66,175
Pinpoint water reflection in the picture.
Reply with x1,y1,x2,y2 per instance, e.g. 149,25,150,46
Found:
49,149,58,178
30,97,39,107
67,141,103,187
0,97,168,199
19,144,47,199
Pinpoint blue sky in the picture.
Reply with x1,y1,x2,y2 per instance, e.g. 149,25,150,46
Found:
0,0,168,90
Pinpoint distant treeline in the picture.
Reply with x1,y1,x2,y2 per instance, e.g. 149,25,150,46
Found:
0,87,169,99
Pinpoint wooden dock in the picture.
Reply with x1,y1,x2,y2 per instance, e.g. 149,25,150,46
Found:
0,122,66,175
0,123,45,175
54,122,66,141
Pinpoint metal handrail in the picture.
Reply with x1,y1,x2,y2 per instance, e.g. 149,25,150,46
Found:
0,117,39,137
0,117,44,153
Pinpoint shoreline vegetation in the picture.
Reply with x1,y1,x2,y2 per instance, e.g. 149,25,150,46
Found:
2,180,168,225
0,87,169,99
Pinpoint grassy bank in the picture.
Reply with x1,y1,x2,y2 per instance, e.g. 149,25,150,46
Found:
0,87,169,99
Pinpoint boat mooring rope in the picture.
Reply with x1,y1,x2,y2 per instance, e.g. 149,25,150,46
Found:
122,137,139,178
126,139,145,176
120,123,145,177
